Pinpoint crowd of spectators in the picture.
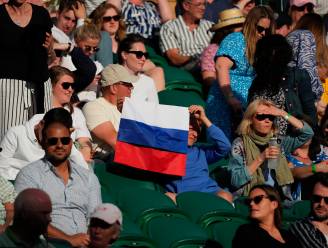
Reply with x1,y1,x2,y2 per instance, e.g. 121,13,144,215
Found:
0,0,328,246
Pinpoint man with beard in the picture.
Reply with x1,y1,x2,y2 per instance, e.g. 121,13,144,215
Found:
290,172,328,248
0,188,53,247
15,108,101,248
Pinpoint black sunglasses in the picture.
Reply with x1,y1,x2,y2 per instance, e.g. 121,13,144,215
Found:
127,50,149,59
103,15,120,22
312,194,328,204
256,25,270,35
83,46,100,53
46,137,71,146
244,195,271,206
61,82,75,90
291,3,314,12
255,114,275,122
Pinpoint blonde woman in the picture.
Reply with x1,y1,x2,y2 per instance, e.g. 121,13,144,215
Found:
206,6,275,140
228,99,313,198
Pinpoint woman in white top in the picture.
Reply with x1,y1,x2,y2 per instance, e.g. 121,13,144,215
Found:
117,34,159,103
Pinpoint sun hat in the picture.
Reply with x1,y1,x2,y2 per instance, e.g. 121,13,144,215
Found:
100,64,138,88
290,0,316,7
210,8,245,32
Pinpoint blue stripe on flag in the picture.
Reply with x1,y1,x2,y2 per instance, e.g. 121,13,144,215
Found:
118,118,188,154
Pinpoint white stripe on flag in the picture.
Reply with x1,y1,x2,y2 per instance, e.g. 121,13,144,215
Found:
122,98,189,131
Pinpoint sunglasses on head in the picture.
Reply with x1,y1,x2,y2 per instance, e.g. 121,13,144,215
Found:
127,50,149,59
103,15,120,22
46,137,71,146
83,46,100,53
255,114,275,122
61,82,75,90
244,195,271,206
312,194,328,204
256,25,270,35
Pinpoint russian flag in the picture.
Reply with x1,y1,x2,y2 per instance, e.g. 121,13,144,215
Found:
114,98,189,176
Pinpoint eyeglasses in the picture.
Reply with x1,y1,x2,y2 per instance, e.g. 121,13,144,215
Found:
61,82,75,90
244,195,271,206
83,46,100,53
291,3,314,12
46,137,71,146
255,114,275,122
103,15,120,22
256,25,270,35
116,82,134,89
312,194,328,204
127,50,149,59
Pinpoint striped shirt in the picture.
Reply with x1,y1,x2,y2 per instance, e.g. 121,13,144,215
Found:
122,0,161,38
159,15,213,57
289,217,328,248
15,158,101,235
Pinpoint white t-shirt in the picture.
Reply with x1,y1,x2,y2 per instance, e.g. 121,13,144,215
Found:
82,97,121,158
131,74,159,103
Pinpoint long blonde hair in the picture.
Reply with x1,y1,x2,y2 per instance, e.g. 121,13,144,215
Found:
243,6,275,65
237,99,277,135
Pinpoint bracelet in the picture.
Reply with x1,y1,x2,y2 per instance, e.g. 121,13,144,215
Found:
284,112,291,121
311,163,317,174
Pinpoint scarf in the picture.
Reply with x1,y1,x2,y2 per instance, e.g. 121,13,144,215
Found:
242,130,294,196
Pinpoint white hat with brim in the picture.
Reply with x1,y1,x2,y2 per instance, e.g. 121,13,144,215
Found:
100,64,138,88
290,0,316,7
210,8,245,32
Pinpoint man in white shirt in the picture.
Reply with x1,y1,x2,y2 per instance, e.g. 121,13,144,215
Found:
83,64,137,161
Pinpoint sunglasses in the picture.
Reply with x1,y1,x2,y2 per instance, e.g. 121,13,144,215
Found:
256,25,270,35
291,4,314,12
83,46,100,53
61,82,75,90
127,50,149,59
244,195,271,206
103,15,120,22
255,114,275,122
46,137,71,146
312,194,328,204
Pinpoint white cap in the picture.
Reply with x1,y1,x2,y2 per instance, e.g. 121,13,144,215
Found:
90,203,122,225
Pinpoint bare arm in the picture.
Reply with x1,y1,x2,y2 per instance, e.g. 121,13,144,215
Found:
47,224,90,247
165,48,191,66
0,202,14,233
106,0,122,10
157,0,174,22
91,122,118,150
291,161,328,179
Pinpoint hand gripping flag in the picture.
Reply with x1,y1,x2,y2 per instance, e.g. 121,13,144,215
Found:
114,98,189,176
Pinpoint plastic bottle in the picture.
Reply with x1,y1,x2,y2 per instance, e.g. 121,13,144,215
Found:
268,137,279,169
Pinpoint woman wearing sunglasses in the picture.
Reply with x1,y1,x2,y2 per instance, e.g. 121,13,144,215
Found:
248,34,316,136
117,34,159,103
91,4,165,92
206,6,275,141
50,66,93,165
233,185,301,248
228,99,313,199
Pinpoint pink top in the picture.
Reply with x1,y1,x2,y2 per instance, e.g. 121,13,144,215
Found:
200,44,219,72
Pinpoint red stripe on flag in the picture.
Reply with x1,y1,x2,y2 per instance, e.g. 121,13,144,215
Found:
114,141,186,176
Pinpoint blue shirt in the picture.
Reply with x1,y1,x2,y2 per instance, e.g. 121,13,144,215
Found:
15,158,101,235
165,125,231,194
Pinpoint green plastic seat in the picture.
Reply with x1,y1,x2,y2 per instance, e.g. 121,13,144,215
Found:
292,200,311,219
94,162,163,202
233,197,249,218
47,238,71,248
209,219,248,248
117,188,188,231
112,215,156,248
146,216,217,248
176,192,245,230
158,90,205,108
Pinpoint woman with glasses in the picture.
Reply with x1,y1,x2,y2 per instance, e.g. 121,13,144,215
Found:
206,6,275,141
289,0,315,29
228,99,313,199
50,66,93,165
287,13,327,101
117,34,159,103
91,3,165,92
248,34,316,136
233,184,301,247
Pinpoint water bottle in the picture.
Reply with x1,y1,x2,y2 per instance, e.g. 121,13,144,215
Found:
268,137,279,169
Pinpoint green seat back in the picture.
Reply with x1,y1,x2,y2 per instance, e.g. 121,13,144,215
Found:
146,216,214,248
292,200,311,219
117,188,188,230
210,220,248,248
176,192,244,229
158,90,205,108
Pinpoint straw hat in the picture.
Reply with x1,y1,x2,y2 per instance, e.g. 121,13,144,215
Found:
210,8,245,32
